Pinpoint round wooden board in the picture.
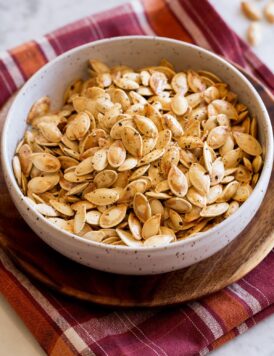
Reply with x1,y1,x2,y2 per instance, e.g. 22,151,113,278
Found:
0,68,273,308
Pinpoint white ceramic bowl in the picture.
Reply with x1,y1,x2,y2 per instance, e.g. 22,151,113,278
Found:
1,36,273,275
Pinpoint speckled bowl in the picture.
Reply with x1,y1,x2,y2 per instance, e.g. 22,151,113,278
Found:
1,36,273,275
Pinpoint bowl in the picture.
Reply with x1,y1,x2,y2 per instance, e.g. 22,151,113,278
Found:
1,36,273,275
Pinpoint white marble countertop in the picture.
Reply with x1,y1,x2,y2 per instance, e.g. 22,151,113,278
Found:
0,0,273,355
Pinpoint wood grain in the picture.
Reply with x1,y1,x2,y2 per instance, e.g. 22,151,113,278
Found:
0,68,273,308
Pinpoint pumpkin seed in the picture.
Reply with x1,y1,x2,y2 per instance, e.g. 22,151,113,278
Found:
116,229,143,247
85,188,119,206
36,203,58,217
189,163,210,195
171,94,188,116
171,72,188,95
31,153,61,173
100,204,127,228
165,197,192,213
142,214,161,239
121,126,143,158
168,164,188,198
86,210,101,225
134,115,158,138
18,144,32,176
133,192,151,223
128,212,142,240
138,148,165,166
13,156,22,186
233,132,262,156
49,200,74,216
91,148,108,171
143,235,173,247
224,201,240,218
74,205,86,234
200,203,229,217
162,114,184,138
28,175,59,194
107,140,126,168
119,179,147,203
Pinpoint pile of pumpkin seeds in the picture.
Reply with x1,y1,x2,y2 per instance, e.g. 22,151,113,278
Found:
12,59,263,247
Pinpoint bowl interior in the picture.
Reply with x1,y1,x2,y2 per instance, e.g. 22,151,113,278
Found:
2,36,273,250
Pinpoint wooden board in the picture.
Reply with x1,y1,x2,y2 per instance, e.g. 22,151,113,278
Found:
0,68,273,308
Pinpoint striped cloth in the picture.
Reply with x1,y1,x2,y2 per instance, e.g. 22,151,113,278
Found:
0,0,273,355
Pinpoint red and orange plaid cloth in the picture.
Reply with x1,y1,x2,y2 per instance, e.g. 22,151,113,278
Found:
0,0,274,355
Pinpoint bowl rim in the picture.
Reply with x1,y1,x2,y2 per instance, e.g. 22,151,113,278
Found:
1,35,273,253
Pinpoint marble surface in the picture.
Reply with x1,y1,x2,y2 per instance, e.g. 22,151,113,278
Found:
0,0,274,355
